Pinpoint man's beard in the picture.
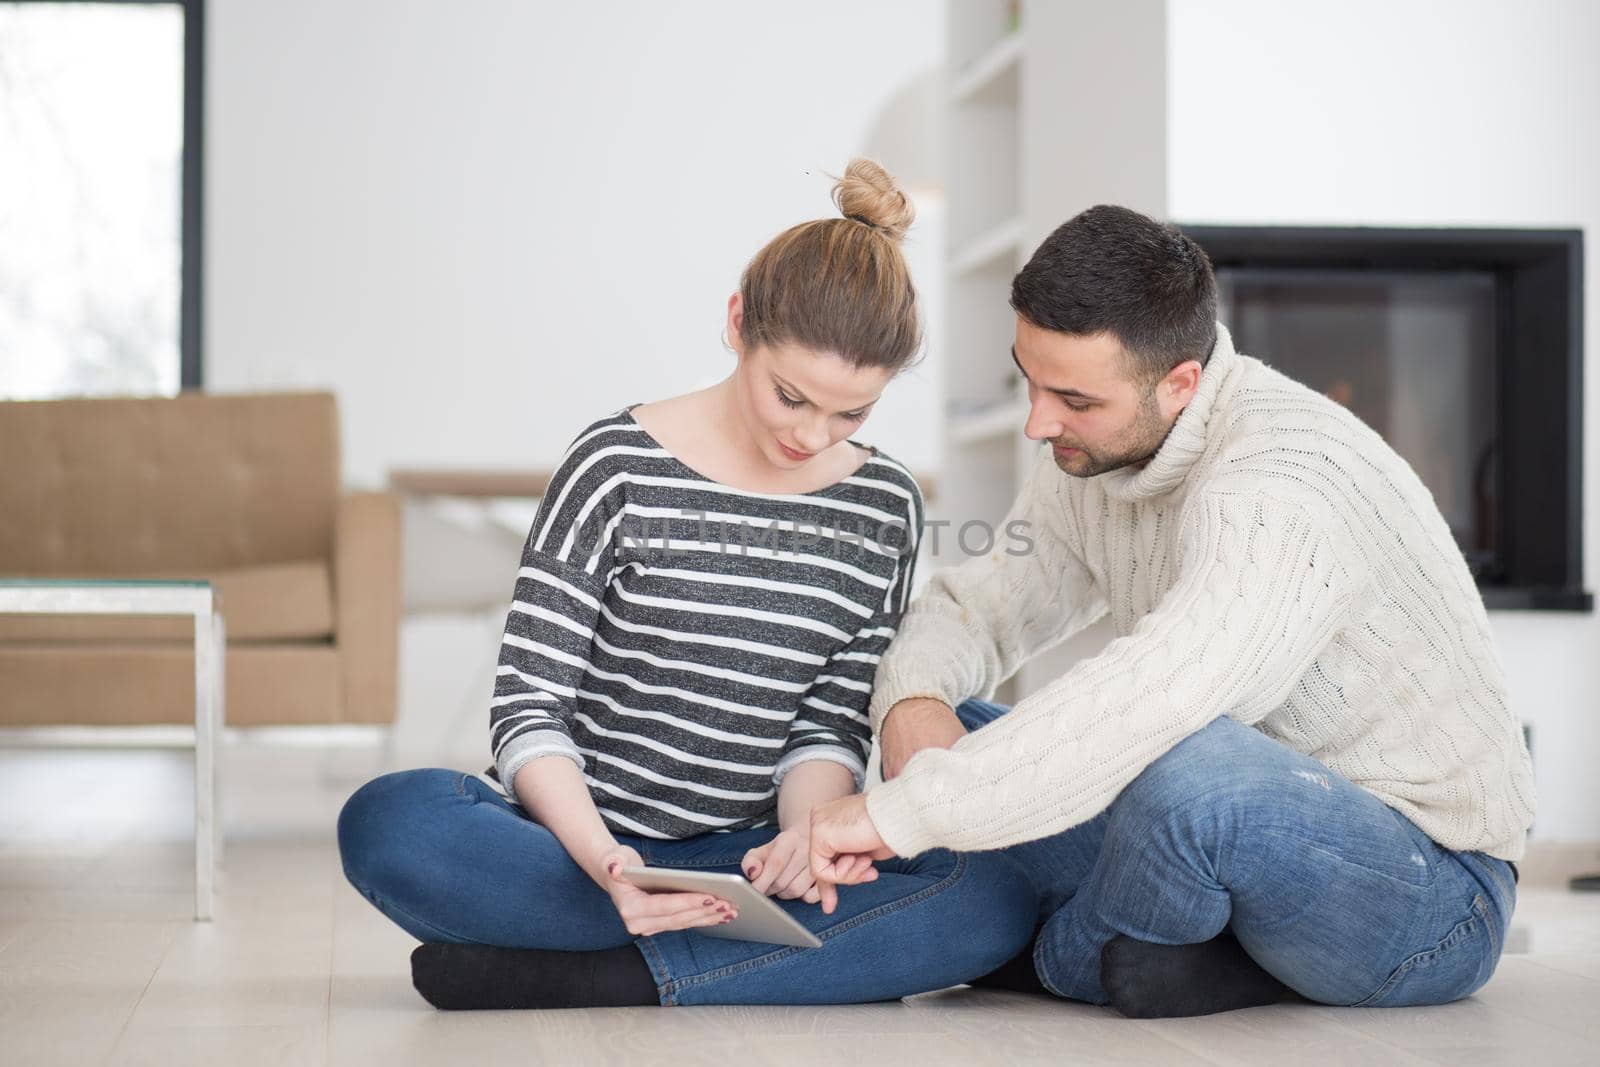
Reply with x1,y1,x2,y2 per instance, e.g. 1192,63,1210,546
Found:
1049,385,1171,478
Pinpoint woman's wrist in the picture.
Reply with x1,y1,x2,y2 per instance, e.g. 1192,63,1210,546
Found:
776,759,859,831
573,833,625,888
777,799,816,835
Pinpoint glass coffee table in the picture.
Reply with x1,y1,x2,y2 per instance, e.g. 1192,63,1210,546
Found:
0,579,224,920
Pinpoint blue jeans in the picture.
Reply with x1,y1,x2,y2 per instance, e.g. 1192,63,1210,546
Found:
337,768,1037,1005
955,699,1518,1007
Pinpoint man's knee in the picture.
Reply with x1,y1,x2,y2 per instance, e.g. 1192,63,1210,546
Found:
1109,718,1279,842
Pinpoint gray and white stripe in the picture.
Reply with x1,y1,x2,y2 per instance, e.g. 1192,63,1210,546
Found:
488,406,923,839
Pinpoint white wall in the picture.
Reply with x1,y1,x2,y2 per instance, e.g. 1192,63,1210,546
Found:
206,0,945,486
1169,0,1600,841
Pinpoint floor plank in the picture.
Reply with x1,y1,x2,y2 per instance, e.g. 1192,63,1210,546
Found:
1303,967,1600,1066
1133,999,1435,1066
0,919,180,1065
105,1022,326,1067
1521,953,1600,981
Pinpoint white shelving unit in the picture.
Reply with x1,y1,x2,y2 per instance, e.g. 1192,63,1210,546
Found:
936,0,1170,702
950,216,1026,277
949,391,1028,446
937,1,1030,703
948,30,1023,105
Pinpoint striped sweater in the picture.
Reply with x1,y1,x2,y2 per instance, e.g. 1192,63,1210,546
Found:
489,405,924,839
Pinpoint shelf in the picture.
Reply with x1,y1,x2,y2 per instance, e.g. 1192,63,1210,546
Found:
950,32,1023,105
951,216,1025,276
950,400,1028,445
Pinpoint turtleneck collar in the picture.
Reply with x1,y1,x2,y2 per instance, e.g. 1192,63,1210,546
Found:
1096,321,1240,504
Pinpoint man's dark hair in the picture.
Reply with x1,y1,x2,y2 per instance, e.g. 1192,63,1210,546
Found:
1010,204,1218,382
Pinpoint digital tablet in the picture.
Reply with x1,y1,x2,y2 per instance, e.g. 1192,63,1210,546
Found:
620,866,823,949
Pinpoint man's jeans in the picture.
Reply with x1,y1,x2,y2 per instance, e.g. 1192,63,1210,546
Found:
337,768,1036,1005
956,699,1518,1007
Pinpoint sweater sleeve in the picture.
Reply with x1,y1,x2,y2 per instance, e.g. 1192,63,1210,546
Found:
777,481,924,789
773,611,893,789
867,447,1107,735
865,490,1355,857
489,432,623,791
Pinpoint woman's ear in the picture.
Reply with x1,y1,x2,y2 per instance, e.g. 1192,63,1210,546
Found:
725,292,745,356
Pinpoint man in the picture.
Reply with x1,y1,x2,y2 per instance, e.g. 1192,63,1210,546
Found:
808,204,1532,1018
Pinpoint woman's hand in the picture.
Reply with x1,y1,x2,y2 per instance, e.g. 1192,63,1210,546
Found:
596,844,738,936
742,829,822,904
808,794,895,914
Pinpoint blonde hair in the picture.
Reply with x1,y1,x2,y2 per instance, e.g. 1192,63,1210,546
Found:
737,158,922,372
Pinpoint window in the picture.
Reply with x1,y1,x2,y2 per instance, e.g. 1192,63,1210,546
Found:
0,0,201,399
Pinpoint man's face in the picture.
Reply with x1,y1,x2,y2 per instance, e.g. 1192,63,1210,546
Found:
1012,318,1198,477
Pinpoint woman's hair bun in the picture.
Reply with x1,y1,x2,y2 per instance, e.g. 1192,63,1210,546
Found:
832,158,915,242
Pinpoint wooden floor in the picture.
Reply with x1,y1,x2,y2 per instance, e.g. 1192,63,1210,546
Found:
3,743,1598,1066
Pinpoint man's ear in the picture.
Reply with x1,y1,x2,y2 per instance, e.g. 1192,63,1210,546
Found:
1161,359,1204,417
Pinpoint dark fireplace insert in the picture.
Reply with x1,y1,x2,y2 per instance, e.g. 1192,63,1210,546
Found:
1181,225,1588,612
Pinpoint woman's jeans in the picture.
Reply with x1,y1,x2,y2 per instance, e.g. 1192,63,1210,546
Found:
337,766,1037,1006
955,699,1519,1008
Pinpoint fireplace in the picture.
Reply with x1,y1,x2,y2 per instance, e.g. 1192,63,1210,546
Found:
1181,225,1589,611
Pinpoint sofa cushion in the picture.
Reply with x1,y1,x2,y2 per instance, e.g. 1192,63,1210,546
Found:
0,560,335,642
0,642,342,727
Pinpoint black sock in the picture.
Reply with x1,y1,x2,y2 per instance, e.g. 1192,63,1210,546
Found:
968,938,1051,996
1100,932,1289,1018
410,943,659,1010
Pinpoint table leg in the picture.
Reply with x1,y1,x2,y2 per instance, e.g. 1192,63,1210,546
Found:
212,611,226,871
193,604,217,921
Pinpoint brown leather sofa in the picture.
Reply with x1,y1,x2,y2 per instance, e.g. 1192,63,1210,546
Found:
0,392,401,727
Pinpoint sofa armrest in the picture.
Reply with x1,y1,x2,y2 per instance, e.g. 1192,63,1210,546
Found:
335,490,402,724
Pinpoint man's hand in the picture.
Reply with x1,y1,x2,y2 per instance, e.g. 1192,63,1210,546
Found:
879,698,966,779
808,794,896,914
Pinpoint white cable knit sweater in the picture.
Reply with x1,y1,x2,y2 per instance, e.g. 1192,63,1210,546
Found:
865,323,1535,862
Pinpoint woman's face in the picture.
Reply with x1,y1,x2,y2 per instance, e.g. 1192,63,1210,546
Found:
726,293,895,470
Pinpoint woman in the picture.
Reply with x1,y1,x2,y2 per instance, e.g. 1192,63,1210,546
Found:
337,160,1035,1009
